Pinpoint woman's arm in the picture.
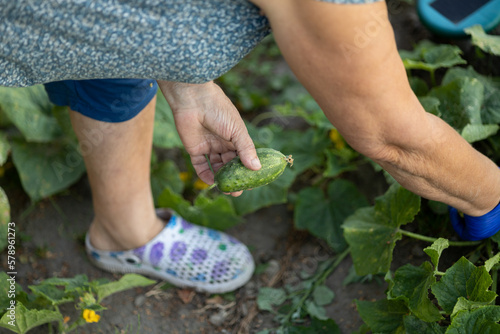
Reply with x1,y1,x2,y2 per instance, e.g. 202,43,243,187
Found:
251,0,500,216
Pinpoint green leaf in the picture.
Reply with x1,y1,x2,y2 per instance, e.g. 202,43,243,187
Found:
153,92,183,149
0,302,63,334
442,67,500,124
150,160,184,205
418,96,441,116
0,86,62,143
389,262,442,322
295,179,368,252
158,187,241,230
40,275,89,294
423,237,449,270
323,149,358,178
461,124,499,143
403,315,445,334
0,187,10,252
10,139,86,201
287,317,340,334
256,287,286,312
399,40,466,72
485,253,500,272
0,131,10,165
450,297,490,319
465,25,500,56
343,184,421,275
431,257,496,314
428,77,484,131
409,77,429,97
305,300,328,320
313,285,335,306
230,167,295,216
356,299,408,333
447,305,500,334
95,274,155,302
29,284,73,306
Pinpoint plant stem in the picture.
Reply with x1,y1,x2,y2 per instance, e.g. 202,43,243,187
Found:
282,247,350,326
398,229,482,247
486,239,498,294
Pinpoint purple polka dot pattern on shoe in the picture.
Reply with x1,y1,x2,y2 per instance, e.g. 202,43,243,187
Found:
169,241,187,262
211,260,230,281
149,242,164,267
180,218,193,230
133,245,145,260
191,248,208,265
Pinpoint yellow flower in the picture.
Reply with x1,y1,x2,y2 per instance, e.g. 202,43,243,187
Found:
179,172,190,182
193,178,209,190
63,316,70,324
329,129,345,150
82,309,100,323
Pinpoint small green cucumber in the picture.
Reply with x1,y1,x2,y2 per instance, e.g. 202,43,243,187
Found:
214,148,293,192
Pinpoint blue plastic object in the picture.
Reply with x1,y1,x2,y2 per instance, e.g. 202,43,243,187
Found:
417,0,500,37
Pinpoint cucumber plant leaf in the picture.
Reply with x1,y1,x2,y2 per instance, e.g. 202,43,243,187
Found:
423,237,449,271
230,167,295,216
442,67,500,124
428,77,484,130
0,131,10,165
10,139,86,201
403,315,445,334
295,179,368,252
158,186,241,230
343,184,421,275
0,187,9,252
256,287,287,312
431,257,497,314
461,123,499,143
447,305,500,334
0,86,62,143
286,317,340,334
465,25,500,56
95,273,156,302
356,299,408,333
0,302,63,334
150,160,184,205
399,40,466,72
153,91,183,149
388,262,442,322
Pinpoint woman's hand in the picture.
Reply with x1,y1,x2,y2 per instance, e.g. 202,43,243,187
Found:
157,80,261,196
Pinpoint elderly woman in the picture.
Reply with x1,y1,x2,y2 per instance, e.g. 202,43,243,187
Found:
1,0,499,293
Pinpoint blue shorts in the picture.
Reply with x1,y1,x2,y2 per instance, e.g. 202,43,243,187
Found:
44,79,159,123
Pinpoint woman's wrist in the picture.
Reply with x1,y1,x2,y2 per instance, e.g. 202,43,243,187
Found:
157,80,216,110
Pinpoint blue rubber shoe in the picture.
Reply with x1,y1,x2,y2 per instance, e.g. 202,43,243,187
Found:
449,202,500,241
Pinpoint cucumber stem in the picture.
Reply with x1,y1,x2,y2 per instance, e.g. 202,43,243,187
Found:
398,229,482,247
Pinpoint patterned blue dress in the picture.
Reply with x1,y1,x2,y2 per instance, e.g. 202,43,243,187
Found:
0,0,381,87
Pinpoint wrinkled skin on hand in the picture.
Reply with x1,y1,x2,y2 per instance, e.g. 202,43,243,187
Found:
157,80,261,197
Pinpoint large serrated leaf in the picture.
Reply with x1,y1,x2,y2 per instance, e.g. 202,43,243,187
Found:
431,257,496,314
403,315,445,334
389,262,442,322
356,299,408,333
461,123,499,143
343,184,420,275
10,139,86,201
399,40,466,72
295,179,368,252
0,86,62,143
29,284,73,306
465,25,500,56
40,274,89,293
447,305,500,334
428,77,484,131
0,302,63,334
442,67,500,124
343,184,421,275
